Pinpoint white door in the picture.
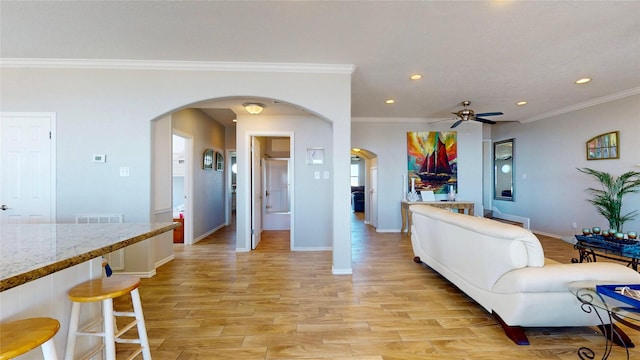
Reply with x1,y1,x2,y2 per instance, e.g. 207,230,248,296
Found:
369,166,378,228
251,137,262,249
1,113,55,224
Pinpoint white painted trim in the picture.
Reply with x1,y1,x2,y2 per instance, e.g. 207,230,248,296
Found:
173,130,194,245
155,254,175,269
225,149,236,226
352,117,447,123
116,269,157,278
246,131,295,251
0,58,356,74
190,224,224,245
375,228,402,233
490,207,531,230
521,87,640,123
292,247,332,252
332,267,353,275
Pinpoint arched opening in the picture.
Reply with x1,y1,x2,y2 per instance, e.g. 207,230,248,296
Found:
153,95,340,260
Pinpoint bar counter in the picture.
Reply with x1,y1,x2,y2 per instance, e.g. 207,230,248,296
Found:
0,222,179,292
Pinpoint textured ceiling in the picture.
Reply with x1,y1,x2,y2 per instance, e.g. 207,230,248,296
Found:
1,1,639,127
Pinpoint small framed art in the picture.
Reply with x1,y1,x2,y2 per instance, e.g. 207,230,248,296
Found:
216,151,224,171
586,131,619,160
306,147,324,165
203,149,214,169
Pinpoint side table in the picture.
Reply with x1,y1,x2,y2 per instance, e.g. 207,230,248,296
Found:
401,200,474,237
569,280,640,359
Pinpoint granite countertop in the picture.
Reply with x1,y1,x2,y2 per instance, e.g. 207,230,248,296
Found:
0,222,179,292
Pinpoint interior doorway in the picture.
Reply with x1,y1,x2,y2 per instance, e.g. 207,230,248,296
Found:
350,148,377,228
250,134,293,250
172,132,193,244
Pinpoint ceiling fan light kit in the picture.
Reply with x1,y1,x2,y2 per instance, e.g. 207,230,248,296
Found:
450,100,503,128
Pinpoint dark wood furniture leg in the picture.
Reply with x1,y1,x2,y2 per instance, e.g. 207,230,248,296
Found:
493,311,529,345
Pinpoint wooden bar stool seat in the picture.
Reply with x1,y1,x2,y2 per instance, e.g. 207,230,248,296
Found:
64,275,150,360
0,317,60,360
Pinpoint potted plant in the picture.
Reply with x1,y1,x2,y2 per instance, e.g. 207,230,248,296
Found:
578,168,640,232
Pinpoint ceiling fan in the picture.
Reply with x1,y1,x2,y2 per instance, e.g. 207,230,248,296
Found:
451,100,503,128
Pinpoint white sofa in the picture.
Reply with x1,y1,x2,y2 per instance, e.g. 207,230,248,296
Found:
409,204,640,345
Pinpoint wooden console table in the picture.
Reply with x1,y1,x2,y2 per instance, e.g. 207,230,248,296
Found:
401,200,474,237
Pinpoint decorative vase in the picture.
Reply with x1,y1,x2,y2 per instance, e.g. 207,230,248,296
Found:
407,178,419,201
582,228,591,236
628,231,637,240
591,227,601,235
447,185,456,201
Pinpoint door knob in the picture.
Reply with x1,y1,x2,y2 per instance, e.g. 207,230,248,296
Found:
0,204,8,211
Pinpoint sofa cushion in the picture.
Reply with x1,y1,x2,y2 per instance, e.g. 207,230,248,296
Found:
493,262,640,293
411,205,545,267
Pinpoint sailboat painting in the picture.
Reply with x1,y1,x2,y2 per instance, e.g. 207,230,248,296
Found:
407,131,457,194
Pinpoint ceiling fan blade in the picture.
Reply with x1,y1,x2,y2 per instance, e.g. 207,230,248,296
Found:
475,112,503,117
450,119,463,128
474,117,496,125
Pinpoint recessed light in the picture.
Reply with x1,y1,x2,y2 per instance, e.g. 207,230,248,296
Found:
575,77,591,84
385,99,395,104
409,74,422,80
516,101,528,106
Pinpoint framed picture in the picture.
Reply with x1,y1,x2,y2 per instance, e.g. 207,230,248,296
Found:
586,131,619,160
216,151,224,171
203,149,214,169
306,147,324,165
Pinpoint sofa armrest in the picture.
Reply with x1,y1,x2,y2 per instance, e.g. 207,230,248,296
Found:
493,262,640,294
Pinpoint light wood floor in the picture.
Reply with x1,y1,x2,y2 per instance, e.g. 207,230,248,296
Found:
114,213,640,359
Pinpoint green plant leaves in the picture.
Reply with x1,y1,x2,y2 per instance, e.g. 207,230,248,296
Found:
577,168,640,232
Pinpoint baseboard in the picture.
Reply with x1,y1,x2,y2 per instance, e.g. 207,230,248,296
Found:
191,224,225,245
292,247,332,251
332,266,353,275
113,269,157,278
530,230,564,239
490,208,531,230
376,228,401,233
155,254,175,268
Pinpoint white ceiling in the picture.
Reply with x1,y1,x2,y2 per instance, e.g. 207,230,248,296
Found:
2,1,639,128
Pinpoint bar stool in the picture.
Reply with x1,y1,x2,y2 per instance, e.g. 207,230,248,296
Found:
64,275,151,360
0,317,60,360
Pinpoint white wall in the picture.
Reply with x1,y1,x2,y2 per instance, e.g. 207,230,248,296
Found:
172,108,226,240
238,115,333,250
491,93,640,236
0,62,354,274
352,119,484,232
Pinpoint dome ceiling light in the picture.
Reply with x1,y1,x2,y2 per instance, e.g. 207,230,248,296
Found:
243,103,265,115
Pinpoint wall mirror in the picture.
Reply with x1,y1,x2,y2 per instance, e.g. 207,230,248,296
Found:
494,138,514,201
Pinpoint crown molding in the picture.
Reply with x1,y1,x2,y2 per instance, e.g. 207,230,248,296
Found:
521,87,640,123
352,117,448,123
0,58,356,74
